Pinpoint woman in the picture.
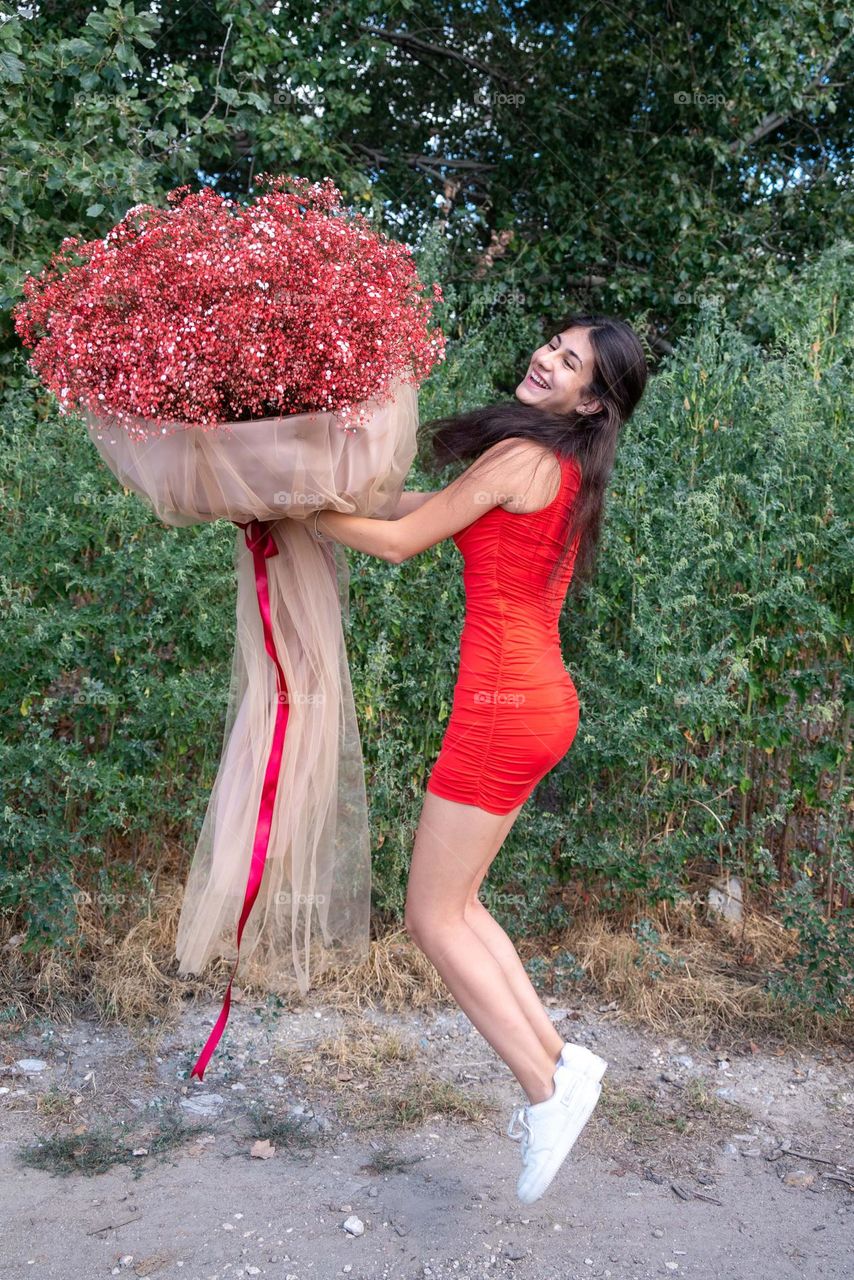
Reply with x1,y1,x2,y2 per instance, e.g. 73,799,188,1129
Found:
312,312,649,1203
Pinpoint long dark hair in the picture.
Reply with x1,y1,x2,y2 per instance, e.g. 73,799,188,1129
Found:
421,312,649,594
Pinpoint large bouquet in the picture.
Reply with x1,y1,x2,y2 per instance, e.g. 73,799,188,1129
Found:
15,173,443,434
14,175,444,1079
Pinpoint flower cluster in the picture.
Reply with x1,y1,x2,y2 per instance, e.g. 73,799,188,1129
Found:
13,174,445,438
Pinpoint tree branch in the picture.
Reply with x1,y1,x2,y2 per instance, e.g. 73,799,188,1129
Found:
356,23,520,88
729,43,849,153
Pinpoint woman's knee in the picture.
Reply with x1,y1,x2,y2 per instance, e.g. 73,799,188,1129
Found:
404,900,460,951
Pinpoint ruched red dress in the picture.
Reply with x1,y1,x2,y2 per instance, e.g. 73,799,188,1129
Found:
426,450,583,814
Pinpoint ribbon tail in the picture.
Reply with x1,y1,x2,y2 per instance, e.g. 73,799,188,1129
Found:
189,519,289,1081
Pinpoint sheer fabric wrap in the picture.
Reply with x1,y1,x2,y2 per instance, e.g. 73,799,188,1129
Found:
80,376,419,996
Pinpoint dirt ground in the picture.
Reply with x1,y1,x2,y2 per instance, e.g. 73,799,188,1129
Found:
1,989,852,1280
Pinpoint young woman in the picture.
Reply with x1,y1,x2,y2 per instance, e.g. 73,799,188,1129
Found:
311,312,649,1202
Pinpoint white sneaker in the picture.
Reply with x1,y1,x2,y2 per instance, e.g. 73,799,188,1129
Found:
507,1053,607,1205
560,1040,608,1080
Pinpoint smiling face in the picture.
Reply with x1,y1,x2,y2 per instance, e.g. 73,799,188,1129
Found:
515,326,602,416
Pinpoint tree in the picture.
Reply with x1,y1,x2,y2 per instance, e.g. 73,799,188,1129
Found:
2,0,852,359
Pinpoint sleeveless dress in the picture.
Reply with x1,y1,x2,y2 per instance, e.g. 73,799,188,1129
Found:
425,450,583,815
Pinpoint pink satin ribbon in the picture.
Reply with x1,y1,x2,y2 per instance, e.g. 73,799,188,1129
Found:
189,518,290,1082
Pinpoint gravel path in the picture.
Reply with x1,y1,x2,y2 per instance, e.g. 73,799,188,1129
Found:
2,995,851,1279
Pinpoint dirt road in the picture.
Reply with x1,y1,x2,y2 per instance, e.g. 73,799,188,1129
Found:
2,995,851,1279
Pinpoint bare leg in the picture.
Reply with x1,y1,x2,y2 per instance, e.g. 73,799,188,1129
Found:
404,791,560,1105
457,808,566,1061
465,900,565,1062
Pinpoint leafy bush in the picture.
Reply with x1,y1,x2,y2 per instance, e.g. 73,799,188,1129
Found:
1,240,851,1014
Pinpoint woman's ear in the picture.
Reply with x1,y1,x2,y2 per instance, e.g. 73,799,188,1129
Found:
577,398,602,416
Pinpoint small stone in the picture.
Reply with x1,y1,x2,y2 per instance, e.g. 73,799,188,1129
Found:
16,1058,47,1072
181,1093,225,1116
652,1228,665,1238
342,1214,364,1236
783,1170,815,1188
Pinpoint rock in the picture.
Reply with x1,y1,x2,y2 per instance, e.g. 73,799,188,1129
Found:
342,1214,364,1236
505,1244,526,1261
673,1055,694,1069
16,1058,47,1072
180,1093,225,1116
707,876,743,923
783,1170,816,1188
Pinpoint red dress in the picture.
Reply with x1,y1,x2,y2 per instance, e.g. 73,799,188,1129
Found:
426,450,583,815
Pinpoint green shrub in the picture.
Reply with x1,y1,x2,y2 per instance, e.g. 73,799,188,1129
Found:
1,240,851,1014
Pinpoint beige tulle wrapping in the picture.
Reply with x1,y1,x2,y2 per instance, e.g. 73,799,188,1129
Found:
80,375,419,995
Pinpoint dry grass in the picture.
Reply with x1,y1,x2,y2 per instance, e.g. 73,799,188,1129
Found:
1,873,851,1052
265,1020,491,1131
558,896,853,1048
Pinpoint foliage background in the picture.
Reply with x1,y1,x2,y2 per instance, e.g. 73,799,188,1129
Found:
1,1,851,1018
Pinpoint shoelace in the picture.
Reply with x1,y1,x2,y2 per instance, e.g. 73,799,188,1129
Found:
507,1058,602,1153
506,1103,533,1149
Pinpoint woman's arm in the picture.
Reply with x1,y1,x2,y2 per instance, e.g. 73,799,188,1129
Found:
388,491,439,519
314,439,553,564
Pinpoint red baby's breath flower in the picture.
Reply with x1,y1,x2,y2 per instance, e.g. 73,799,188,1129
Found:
13,174,446,439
